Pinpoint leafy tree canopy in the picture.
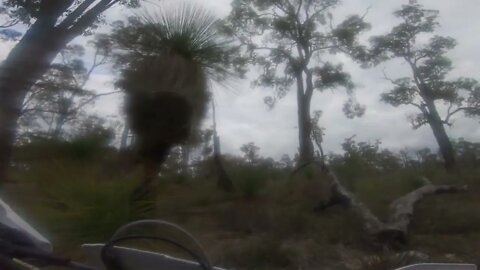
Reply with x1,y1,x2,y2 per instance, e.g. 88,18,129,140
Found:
19,37,113,139
369,0,480,128
240,141,260,163
223,0,370,110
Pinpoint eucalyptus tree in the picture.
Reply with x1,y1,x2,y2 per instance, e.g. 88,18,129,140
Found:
113,5,240,197
370,1,480,171
223,0,369,164
19,37,115,139
240,142,260,164
0,0,139,185
210,99,235,192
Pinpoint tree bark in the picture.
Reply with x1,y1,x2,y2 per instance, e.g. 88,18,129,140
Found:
0,0,119,187
120,124,129,150
0,22,65,186
211,99,235,192
52,114,67,139
214,153,235,193
383,181,467,244
309,162,385,235
410,58,457,172
0,86,27,186
296,74,314,165
212,135,234,192
129,159,162,219
130,141,172,206
424,101,456,171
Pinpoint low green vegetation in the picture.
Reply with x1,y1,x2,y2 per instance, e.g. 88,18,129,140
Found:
4,136,480,269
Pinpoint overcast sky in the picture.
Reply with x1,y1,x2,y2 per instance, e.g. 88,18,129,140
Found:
1,0,479,159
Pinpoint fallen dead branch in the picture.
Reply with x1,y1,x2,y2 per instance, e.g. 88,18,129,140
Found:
382,182,467,244
293,159,467,247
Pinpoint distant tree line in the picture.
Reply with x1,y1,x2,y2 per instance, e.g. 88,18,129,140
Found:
1,0,480,188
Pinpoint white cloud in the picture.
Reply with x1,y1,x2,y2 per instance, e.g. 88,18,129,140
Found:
83,73,124,117
2,0,479,159
209,0,480,158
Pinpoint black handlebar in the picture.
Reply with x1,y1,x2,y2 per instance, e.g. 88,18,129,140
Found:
1,219,215,270
101,219,214,270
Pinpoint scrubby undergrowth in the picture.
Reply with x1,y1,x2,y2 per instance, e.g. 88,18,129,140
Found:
4,138,480,269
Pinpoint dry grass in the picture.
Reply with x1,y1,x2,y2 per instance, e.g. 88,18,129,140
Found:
5,156,480,269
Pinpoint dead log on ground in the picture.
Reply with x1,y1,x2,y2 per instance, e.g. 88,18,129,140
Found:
380,182,467,245
294,159,467,247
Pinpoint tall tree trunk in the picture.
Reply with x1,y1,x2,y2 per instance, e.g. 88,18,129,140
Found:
52,114,66,139
296,80,314,165
130,144,171,204
0,0,120,187
412,61,457,172
424,101,456,171
129,158,162,219
0,84,27,186
0,22,64,186
211,100,234,192
120,124,129,150
213,135,235,192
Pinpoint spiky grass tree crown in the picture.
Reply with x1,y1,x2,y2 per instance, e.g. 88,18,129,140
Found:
113,4,237,164
115,4,234,82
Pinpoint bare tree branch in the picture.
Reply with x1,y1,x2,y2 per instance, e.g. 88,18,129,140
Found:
305,1,337,25
65,0,120,41
407,102,423,110
58,0,96,29
72,90,122,112
252,46,297,65
294,159,467,246
0,18,20,28
411,118,428,129
295,0,303,17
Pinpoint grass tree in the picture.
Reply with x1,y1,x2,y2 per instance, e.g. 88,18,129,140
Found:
113,4,239,200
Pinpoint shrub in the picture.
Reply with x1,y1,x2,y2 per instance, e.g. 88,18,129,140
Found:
12,160,141,246
232,165,270,199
